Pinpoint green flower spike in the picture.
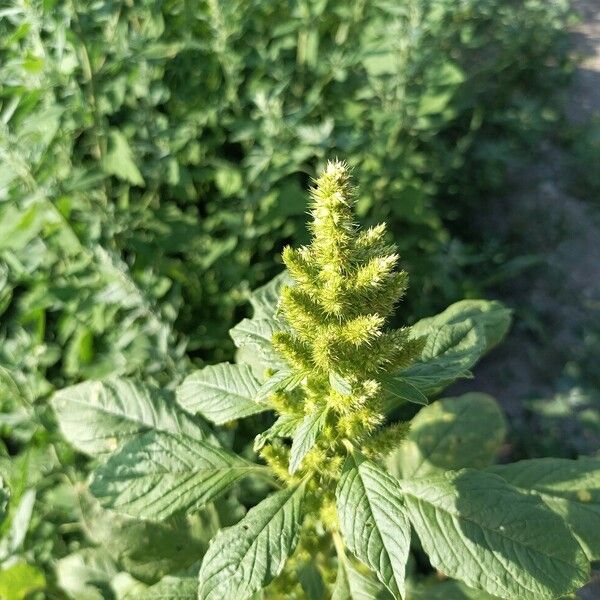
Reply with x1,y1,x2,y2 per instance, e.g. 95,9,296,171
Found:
265,159,424,482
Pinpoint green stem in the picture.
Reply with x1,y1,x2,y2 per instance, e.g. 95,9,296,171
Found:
332,530,346,559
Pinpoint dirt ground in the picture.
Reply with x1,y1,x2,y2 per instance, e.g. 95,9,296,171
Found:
455,0,600,422
569,0,600,121
454,1,600,595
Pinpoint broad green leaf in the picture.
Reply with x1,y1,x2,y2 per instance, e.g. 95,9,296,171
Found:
401,320,485,394
410,300,511,353
0,562,45,600
388,393,506,479
254,415,303,452
215,165,243,197
297,561,327,600
381,375,428,408
235,345,269,380
90,430,259,520
417,89,455,116
408,580,499,599
289,406,329,474
200,236,238,270
488,457,600,560
399,299,511,398
0,488,35,560
249,271,293,319
255,369,304,403
329,372,353,396
176,363,268,425
125,576,197,599
51,378,208,455
336,454,411,599
56,549,120,600
0,202,50,252
78,491,211,584
417,319,483,366
362,49,397,77
332,554,392,600
427,61,466,86
230,318,288,369
102,129,145,186
400,470,589,600
198,483,306,600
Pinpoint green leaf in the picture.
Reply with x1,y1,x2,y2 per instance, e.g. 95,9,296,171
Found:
0,488,35,560
417,89,455,116
215,165,243,197
102,129,145,186
230,318,288,369
198,483,307,600
388,393,506,479
419,319,483,366
0,562,45,600
255,369,304,403
332,553,392,600
90,430,259,520
235,345,269,380
400,469,589,600
176,363,269,425
329,372,353,396
336,454,411,599
51,378,208,456
401,320,485,394
400,300,511,397
428,61,466,86
78,491,211,584
488,457,600,560
56,549,120,600
381,375,428,408
125,576,197,599
362,48,397,77
200,237,238,270
289,406,329,474
410,300,511,353
408,580,499,599
249,271,293,319
0,203,50,252
253,415,302,452
297,561,327,600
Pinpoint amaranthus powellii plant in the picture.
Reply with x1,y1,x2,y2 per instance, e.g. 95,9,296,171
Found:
51,161,599,600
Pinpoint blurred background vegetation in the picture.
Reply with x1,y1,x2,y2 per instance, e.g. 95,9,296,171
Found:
0,0,598,597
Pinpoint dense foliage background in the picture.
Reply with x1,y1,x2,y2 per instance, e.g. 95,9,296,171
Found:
0,0,598,597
